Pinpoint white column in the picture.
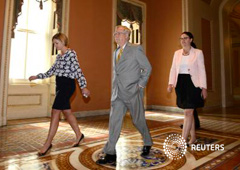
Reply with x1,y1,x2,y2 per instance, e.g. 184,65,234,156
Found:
0,0,14,126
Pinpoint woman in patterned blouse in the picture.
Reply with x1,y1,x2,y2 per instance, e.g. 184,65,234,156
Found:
29,33,90,156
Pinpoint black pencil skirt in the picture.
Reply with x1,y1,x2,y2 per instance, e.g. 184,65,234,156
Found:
52,76,76,110
175,74,204,109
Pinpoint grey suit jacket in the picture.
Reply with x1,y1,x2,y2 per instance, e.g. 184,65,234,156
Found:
111,43,152,102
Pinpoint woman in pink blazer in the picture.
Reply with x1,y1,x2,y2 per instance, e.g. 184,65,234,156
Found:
167,32,207,146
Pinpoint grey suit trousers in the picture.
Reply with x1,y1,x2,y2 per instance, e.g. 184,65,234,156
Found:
103,89,153,155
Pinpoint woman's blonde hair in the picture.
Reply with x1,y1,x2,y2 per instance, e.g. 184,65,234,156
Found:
52,33,69,46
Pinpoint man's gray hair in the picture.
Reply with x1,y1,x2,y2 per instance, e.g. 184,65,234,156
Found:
115,25,131,38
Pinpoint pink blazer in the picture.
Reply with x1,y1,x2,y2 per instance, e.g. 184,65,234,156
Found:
168,47,207,89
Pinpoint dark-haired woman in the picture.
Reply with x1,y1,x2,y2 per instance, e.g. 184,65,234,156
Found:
167,32,207,145
29,33,90,156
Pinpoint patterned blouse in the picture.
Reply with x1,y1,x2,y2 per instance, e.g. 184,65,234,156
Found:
37,49,87,89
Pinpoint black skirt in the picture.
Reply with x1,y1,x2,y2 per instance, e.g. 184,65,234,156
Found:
175,74,204,109
52,76,76,110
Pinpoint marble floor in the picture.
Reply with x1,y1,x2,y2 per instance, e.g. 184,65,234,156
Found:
0,107,240,170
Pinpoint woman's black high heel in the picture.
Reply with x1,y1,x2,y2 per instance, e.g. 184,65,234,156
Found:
38,144,52,156
187,139,199,147
73,134,84,147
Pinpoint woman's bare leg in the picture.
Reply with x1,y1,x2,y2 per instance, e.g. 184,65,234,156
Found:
39,109,61,153
62,109,82,145
182,109,194,142
189,119,196,144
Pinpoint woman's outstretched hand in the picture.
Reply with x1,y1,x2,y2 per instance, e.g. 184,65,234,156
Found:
29,76,38,81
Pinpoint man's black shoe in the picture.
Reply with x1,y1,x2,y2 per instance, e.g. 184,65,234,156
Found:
141,146,151,156
96,154,116,165
180,124,200,130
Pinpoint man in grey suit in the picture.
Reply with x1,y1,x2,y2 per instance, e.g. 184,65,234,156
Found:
96,25,153,165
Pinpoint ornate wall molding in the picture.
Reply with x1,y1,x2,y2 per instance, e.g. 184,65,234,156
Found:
182,0,189,31
61,0,70,35
0,0,14,126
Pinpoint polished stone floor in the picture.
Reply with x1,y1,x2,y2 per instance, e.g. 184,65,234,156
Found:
0,107,240,170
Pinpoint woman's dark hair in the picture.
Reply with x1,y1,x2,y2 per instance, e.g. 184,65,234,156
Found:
181,31,197,48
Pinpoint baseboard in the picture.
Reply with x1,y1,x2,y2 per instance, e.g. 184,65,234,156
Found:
72,104,223,118
200,105,222,111
147,105,183,113
147,105,223,113
73,109,110,118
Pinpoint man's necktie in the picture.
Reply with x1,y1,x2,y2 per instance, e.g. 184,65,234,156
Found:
116,48,123,63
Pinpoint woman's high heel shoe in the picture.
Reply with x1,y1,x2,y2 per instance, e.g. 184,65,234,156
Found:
187,139,199,147
73,134,84,147
38,144,52,156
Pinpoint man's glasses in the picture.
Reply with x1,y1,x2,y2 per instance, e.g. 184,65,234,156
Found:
113,32,126,36
179,37,190,41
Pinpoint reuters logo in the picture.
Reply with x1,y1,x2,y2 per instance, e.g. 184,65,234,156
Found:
163,134,187,160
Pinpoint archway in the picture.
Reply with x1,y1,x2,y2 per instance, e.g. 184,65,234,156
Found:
219,0,240,107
